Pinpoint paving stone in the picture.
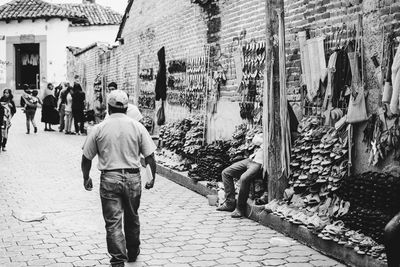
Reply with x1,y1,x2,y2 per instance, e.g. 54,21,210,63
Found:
38,252,65,259
177,250,202,257
196,253,223,261
10,255,39,262
289,250,314,257
309,260,339,266
262,259,287,266
216,257,242,264
80,253,108,260
56,257,81,263
169,256,198,263
72,259,99,266
284,263,314,267
191,260,218,267
46,263,73,267
27,258,56,265
263,252,288,259
237,262,262,267
286,256,310,263
146,259,170,265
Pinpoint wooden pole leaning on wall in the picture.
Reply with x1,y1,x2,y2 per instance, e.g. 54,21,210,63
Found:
263,0,288,202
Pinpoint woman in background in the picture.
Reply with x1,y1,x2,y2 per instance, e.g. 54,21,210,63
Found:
64,86,74,135
41,83,59,131
0,89,16,151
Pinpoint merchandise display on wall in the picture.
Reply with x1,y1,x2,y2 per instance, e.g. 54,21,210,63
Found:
238,39,265,125
166,47,211,115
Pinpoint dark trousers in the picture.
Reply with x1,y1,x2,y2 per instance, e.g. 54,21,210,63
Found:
59,104,65,131
221,158,262,212
25,109,37,131
100,171,142,266
385,212,400,267
72,109,85,134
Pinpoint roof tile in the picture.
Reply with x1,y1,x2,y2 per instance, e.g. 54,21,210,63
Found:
60,3,122,26
0,0,121,26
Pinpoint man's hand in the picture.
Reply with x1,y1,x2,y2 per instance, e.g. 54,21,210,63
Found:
145,179,155,190
83,177,93,191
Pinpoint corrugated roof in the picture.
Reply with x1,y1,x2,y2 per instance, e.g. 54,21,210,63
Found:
0,0,87,23
60,3,122,26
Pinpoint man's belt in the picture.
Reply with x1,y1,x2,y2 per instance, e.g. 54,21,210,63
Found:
102,168,140,174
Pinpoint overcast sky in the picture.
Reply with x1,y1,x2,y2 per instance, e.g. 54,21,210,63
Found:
0,0,128,14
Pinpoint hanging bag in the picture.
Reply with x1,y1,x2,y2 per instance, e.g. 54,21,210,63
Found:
156,101,165,126
347,17,368,124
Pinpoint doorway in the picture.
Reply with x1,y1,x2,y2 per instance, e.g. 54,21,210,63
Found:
15,43,40,90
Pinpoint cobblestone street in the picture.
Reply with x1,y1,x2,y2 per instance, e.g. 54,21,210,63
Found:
0,110,345,267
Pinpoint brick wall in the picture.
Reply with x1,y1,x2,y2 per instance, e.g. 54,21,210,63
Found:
68,0,400,171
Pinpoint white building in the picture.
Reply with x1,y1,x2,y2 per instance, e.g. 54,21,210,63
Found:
0,0,121,99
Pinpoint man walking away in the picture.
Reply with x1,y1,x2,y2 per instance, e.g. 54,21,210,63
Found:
72,83,86,135
81,90,157,267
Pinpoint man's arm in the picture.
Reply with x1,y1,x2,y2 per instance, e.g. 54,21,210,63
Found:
144,153,156,189
81,155,93,191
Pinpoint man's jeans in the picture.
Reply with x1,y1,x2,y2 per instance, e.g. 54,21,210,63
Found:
100,171,142,266
222,158,262,212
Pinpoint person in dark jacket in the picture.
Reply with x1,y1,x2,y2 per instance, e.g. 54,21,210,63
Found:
72,83,86,135
0,89,16,151
41,83,59,131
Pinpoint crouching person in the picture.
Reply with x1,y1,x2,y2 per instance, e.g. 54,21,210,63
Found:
216,133,263,218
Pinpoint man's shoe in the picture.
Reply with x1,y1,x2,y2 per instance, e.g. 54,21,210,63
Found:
216,202,235,212
231,209,244,218
127,248,140,262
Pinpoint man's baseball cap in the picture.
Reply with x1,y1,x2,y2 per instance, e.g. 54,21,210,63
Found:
107,90,128,109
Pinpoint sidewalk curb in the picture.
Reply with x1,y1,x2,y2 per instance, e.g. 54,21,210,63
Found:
153,162,386,267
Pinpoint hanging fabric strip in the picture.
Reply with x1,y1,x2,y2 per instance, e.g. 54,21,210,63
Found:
278,9,291,178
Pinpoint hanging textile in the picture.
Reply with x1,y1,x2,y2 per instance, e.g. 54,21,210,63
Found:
155,46,167,101
278,9,291,178
382,36,394,103
332,49,352,108
299,36,327,101
390,45,400,114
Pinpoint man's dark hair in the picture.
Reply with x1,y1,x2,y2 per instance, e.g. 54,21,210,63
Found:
32,90,38,97
108,104,127,114
73,83,83,93
107,82,117,89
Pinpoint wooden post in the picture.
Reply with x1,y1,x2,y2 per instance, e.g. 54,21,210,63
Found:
263,0,288,201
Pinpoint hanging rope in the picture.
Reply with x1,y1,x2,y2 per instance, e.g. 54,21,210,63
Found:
277,8,291,178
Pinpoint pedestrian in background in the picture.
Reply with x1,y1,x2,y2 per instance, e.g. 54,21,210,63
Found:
64,86,74,135
58,82,69,132
0,102,4,153
0,89,16,151
41,83,59,131
93,88,106,124
106,82,143,121
81,90,156,267
21,87,41,134
72,83,86,135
